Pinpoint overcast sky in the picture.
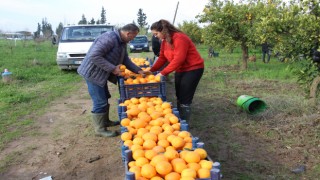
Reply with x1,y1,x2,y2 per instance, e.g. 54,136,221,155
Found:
0,0,210,32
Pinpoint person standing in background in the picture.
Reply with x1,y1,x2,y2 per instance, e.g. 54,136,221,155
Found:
262,42,271,63
149,19,204,125
152,35,161,61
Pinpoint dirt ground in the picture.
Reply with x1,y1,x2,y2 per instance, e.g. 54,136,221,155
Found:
1,54,319,179
0,82,125,180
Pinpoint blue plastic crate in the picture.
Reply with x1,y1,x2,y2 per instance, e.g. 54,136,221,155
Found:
118,77,166,101
124,148,222,180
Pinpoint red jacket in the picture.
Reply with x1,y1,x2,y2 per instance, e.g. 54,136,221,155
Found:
150,32,204,75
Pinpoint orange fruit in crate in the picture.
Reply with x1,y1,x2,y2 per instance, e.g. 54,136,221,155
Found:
164,149,179,161
171,123,180,131
171,136,185,149
128,161,136,168
142,132,158,141
152,145,165,154
131,97,140,104
184,136,192,143
143,139,157,150
133,137,144,146
121,132,132,141
157,139,170,148
144,149,157,160
158,132,169,141
184,151,201,164
155,161,172,176
141,164,157,179
136,128,149,137
194,148,207,160
171,158,186,166
128,127,137,135
167,134,176,143
164,172,180,180
197,168,211,178
139,114,151,123
133,149,145,160
155,75,161,82
187,162,201,172
132,79,140,84
179,150,188,160
150,111,162,120
135,157,149,167
163,125,174,133
150,176,163,180
199,160,213,170
147,74,155,80
124,99,132,105
127,108,141,117
150,154,168,166
178,131,191,138
172,161,188,173
183,142,193,150
129,166,142,179
161,102,171,109
181,168,197,178
149,126,163,135
139,78,147,84
131,144,143,151
162,108,172,115
134,118,147,129
121,118,131,126
123,140,133,148
168,116,179,124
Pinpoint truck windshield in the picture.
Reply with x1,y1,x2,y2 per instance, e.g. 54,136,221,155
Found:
60,25,114,42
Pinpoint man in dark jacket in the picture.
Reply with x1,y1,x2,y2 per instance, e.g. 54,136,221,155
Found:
152,35,161,57
78,24,147,137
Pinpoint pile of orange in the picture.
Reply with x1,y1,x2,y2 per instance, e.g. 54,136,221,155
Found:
124,74,161,85
120,97,214,180
131,57,151,67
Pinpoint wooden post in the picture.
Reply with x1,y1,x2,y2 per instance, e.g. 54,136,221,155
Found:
173,1,179,25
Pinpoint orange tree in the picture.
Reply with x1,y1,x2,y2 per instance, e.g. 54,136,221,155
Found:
256,0,320,93
198,0,264,69
178,21,203,44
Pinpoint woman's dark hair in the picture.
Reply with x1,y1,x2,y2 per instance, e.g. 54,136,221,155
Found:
121,23,140,33
150,19,181,45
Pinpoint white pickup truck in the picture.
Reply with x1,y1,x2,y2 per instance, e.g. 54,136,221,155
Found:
56,24,115,70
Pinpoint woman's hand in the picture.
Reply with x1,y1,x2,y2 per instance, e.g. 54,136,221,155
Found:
156,72,164,77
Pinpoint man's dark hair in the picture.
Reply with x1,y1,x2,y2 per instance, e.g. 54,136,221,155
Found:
121,23,140,33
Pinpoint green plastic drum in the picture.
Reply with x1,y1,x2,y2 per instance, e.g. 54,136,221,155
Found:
236,95,267,114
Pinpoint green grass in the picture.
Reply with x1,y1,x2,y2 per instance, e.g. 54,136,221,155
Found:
0,41,318,179
0,39,82,150
189,44,319,179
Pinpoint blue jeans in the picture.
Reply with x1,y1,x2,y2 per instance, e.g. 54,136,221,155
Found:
86,80,111,113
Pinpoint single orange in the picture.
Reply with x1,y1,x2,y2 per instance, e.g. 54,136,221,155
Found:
155,161,173,176
141,164,157,179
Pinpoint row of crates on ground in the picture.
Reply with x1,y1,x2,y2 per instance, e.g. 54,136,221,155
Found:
116,57,222,180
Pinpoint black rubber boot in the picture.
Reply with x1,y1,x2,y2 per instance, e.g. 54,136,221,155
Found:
92,112,117,137
105,104,120,127
179,104,191,124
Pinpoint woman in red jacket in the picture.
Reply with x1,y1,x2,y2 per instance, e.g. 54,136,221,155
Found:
150,19,204,124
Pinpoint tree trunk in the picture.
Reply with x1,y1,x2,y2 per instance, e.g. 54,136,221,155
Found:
241,43,248,70
309,76,320,106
